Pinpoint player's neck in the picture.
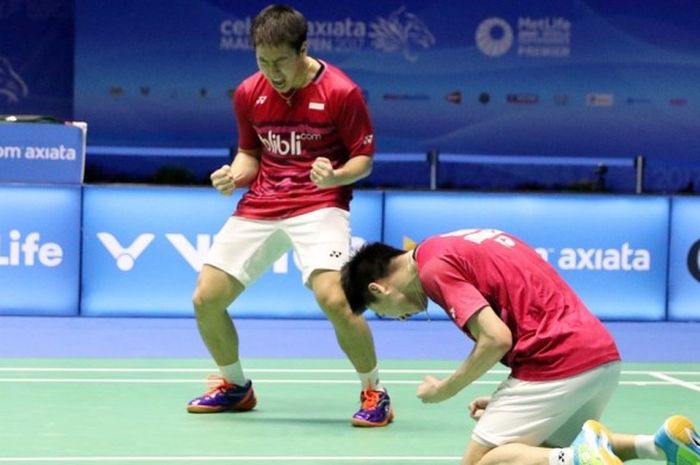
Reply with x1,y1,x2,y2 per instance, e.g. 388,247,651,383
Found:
397,253,427,311
277,57,317,105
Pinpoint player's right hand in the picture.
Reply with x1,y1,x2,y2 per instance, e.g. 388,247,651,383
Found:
210,164,235,196
468,396,491,421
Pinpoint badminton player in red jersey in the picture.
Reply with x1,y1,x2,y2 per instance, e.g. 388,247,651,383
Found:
341,228,700,464
186,4,394,427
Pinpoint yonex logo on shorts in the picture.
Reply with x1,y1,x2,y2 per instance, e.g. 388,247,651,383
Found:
329,250,342,258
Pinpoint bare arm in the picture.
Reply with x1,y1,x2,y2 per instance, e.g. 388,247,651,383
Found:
310,155,373,188
210,148,260,195
417,305,512,403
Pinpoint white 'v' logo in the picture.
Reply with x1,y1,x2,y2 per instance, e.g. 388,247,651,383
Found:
97,233,155,271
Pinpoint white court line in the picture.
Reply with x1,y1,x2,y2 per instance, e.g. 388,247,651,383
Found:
0,367,457,374
649,372,700,393
0,367,698,375
0,456,460,463
0,378,491,384
0,378,694,386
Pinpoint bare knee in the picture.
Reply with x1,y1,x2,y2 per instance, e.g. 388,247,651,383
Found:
310,271,352,320
192,285,224,314
462,439,493,465
192,267,242,316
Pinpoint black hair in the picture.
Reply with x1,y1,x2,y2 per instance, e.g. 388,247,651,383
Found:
340,242,405,315
251,5,308,52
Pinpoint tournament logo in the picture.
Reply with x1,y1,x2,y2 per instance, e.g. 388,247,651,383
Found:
476,16,571,58
0,56,28,104
220,7,435,62
369,6,436,62
475,17,514,57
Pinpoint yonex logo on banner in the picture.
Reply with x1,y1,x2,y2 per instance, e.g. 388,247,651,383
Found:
96,233,368,274
0,230,63,267
96,232,287,273
97,233,155,271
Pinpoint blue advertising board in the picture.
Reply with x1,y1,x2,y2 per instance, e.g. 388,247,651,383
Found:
81,186,383,317
0,185,81,315
0,122,86,184
668,197,700,321
74,0,700,176
383,192,669,320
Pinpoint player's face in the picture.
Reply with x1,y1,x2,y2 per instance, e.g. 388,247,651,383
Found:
370,289,424,321
255,44,306,93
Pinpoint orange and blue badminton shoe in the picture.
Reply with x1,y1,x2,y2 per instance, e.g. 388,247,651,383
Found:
187,377,256,413
571,420,623,465
654,415,700,465
351,388,394,427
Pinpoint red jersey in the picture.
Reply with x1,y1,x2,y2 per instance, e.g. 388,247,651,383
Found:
414,229,620,381
232,60,375,219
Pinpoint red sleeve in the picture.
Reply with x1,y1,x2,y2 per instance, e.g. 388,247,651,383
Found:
420,258,489,330
233,85,260,151
334,87,375,158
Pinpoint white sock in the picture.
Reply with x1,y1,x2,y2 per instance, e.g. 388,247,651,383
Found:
635,435,665,460
548,448,574,465
219,361,246,386
358,366,384,390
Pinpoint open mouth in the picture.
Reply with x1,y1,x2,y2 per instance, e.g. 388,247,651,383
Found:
270,78,286,90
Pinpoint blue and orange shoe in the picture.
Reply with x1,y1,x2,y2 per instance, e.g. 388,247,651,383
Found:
655,415,700,465
571,420,622,465
186,377,256,413
351,388,394,427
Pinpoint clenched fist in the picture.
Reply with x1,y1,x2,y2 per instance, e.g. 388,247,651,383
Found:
310,157,338,188
210,164,238,196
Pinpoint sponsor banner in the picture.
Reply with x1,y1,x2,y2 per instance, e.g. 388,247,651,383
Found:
0,185,81,315
74,0,700,182
0,122,86,183
668,197,700,320
81,186,382,317
383,192,669,321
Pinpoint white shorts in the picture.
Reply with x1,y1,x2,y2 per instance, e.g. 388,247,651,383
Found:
472,361,621,448
204,207,350,287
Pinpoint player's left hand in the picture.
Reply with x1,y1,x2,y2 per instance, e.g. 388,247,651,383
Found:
416,375,445,403
310,157,338,188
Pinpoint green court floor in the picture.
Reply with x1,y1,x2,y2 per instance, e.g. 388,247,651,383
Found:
1,359,699,464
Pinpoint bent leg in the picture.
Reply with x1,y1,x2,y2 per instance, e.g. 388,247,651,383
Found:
310,269,377,374
467,441,551,465
192,264,244,365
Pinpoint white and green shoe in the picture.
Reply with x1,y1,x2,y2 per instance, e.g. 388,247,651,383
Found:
571,420,623,465
655,415,700,465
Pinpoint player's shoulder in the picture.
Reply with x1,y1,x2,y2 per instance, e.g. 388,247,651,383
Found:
235,71,269,98
318,60,361,94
